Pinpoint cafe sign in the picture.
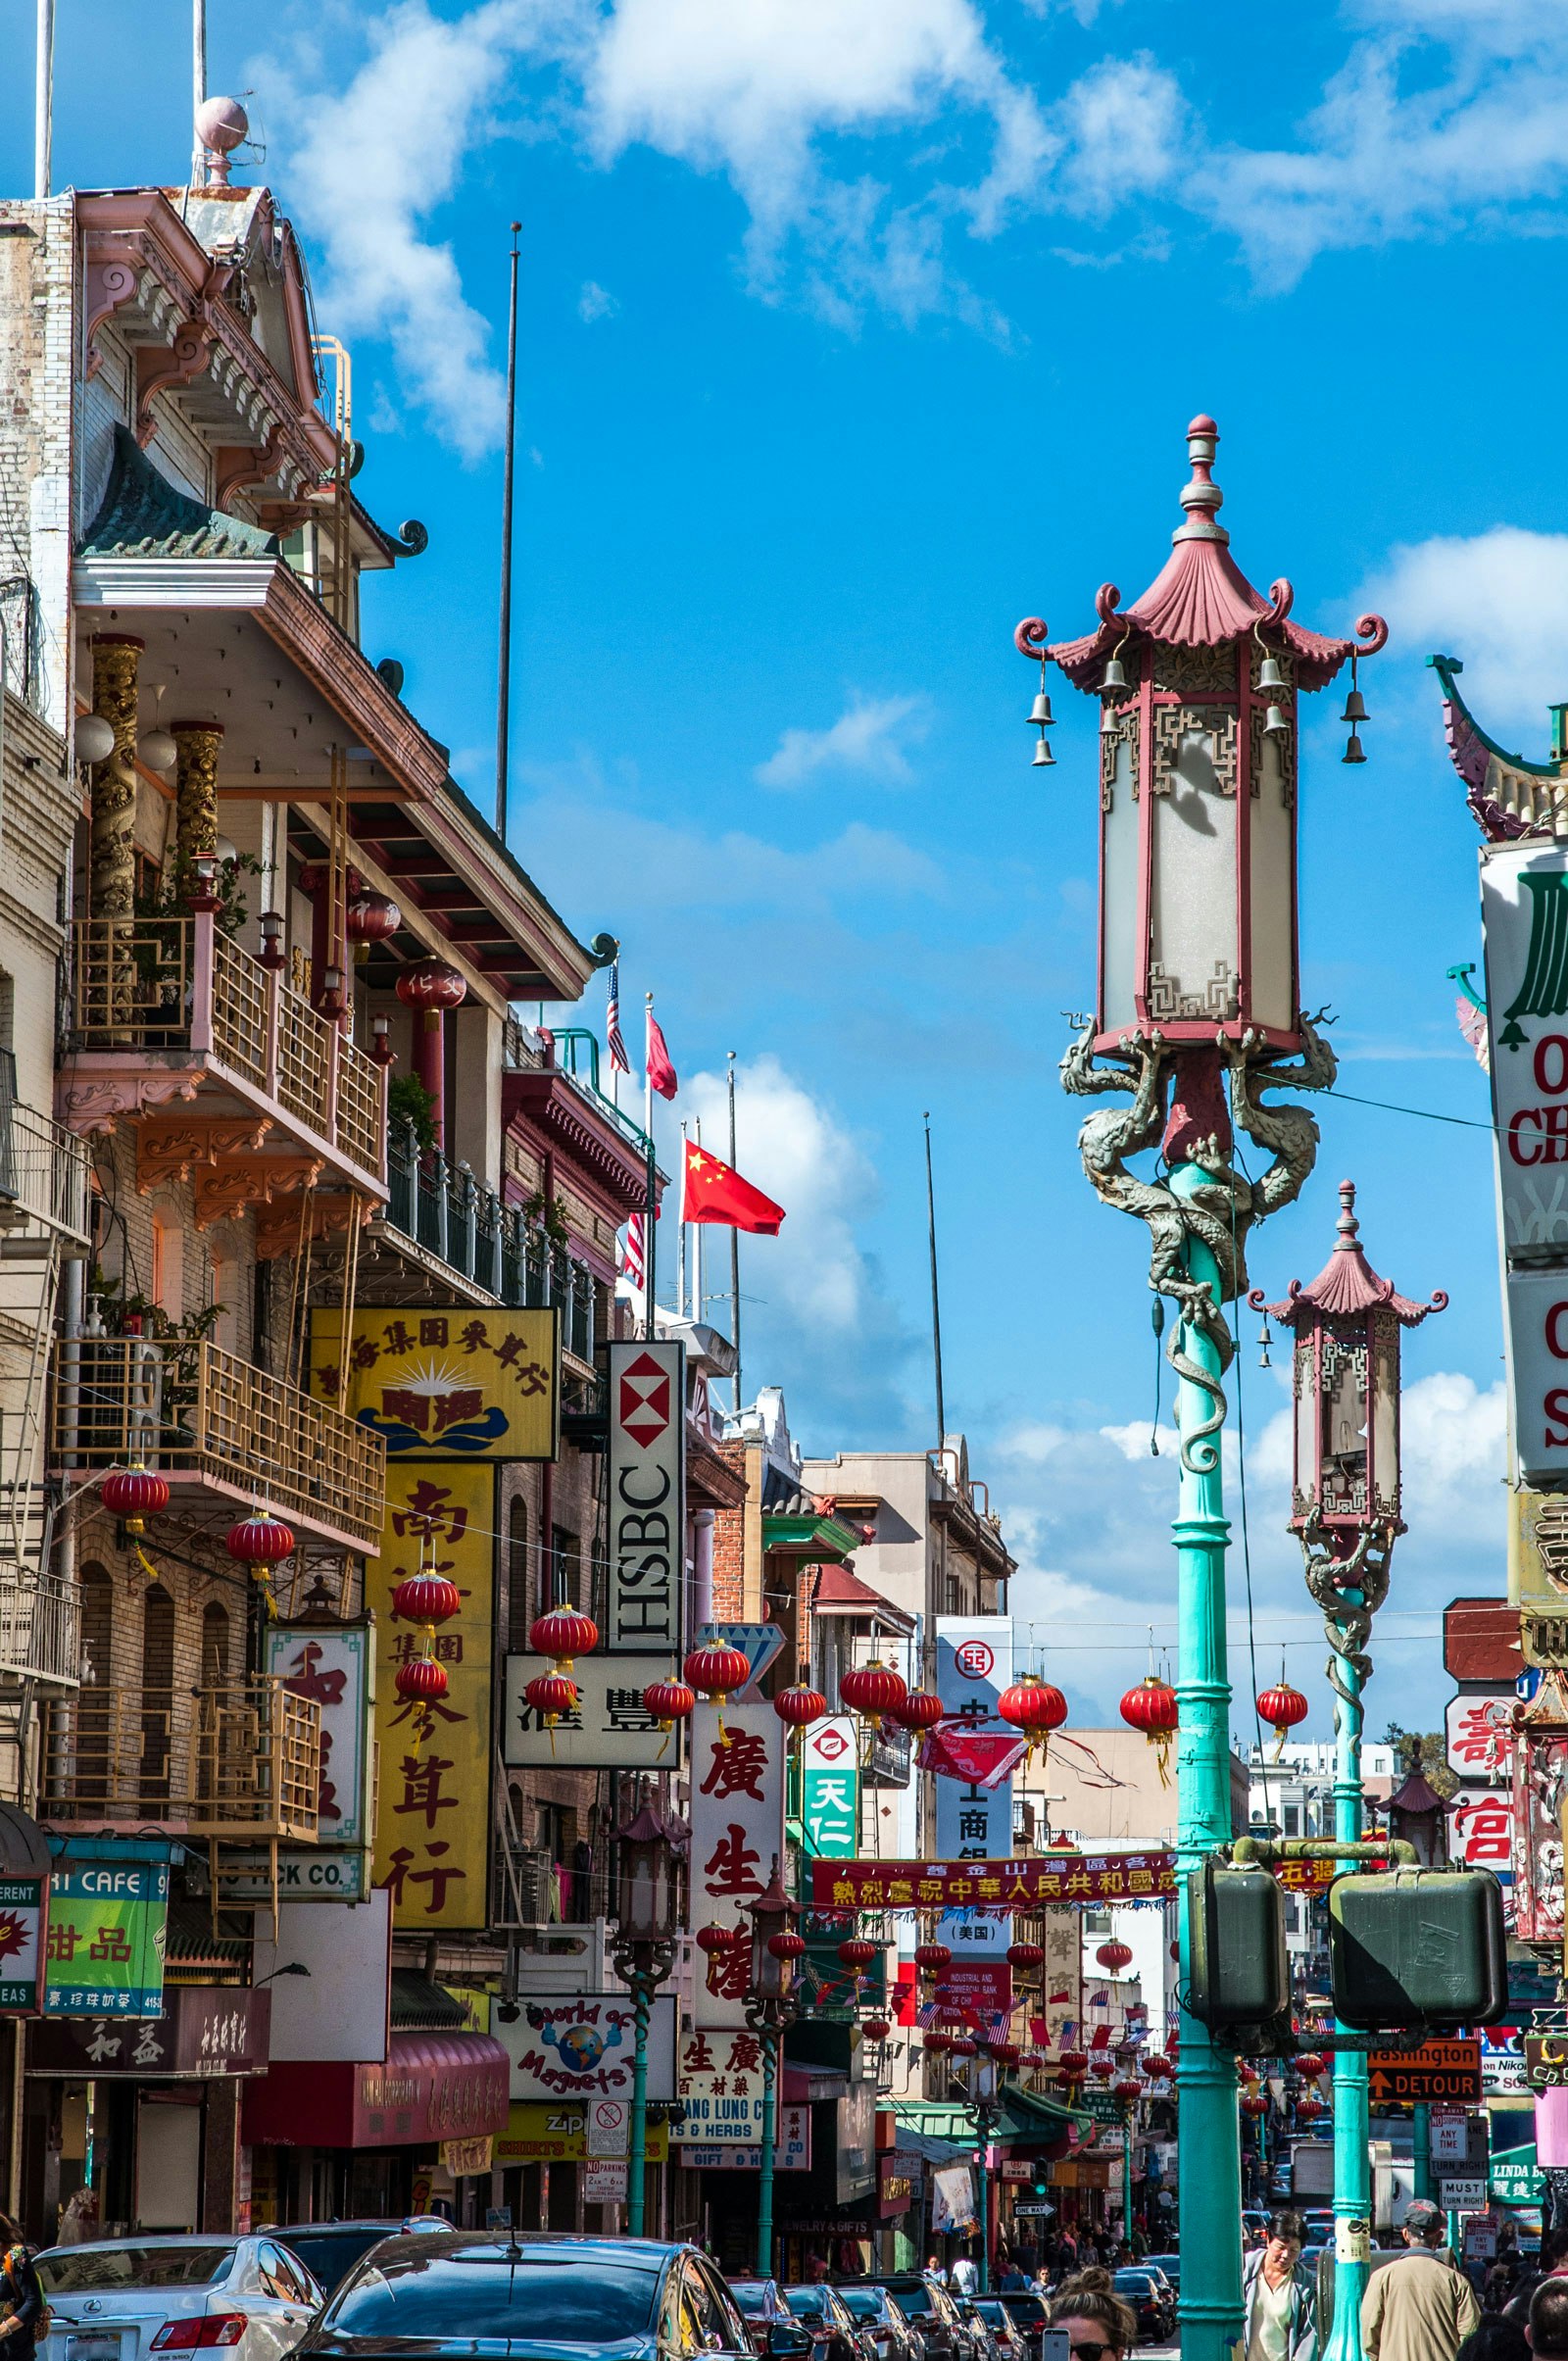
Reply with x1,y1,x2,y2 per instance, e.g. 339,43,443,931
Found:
44,1860,167,2018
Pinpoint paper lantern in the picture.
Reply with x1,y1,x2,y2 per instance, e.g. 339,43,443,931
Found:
862,2018,892,2041
896,1689,945,1733
346,891,402,948
840,1660,908,1730
950,2036,977,2059
643,1679,697,1732
923,2031,952,2057
1007,1942,1044,1972
531,1607,599,1668
392,1573,461,1626
396,958,466,1013
998,1676,1069,1757
1294,2051,1326,2081
768,1931,808,1962
838,1938,879,1973
697,1923,740,1958
1090,2054,1115,2080
1258,1680,1310,1760
1096,1940,1134,1975
1058,2051,1089,2079
224,1514,295,1570
1241,2093,1269,2118
397,1655,450,1703
684,1644,752,1707
101,1467,170,1535
914,1943,953,1976
524,1671,578,1727
774,1683,827,1728
1113,2077,1143,2102
1120,1674,1180,1786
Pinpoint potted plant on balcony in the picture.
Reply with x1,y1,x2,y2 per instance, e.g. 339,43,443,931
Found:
387,1072,439,1156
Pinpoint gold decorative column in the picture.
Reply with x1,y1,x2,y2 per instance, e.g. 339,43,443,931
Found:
89,634,142,1033
172,721,222,900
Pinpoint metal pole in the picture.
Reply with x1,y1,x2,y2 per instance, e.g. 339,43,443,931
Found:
758,2022,777,2277
628,1972,650,2237
976,2123,990,2292
34,0,54,198
1123,2108,1133,2245
1322,1644,1371,2361
643,1000,657,1343
923,1112,946,1448
191,0,206,182
728,1054,741,1415
1169,1160,1244,2361
495,222,521,843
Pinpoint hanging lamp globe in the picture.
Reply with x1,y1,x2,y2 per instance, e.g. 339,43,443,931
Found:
397,1654,450,1703
840,1659,908,1731
1095,1939,1134,1975
530,1607,599,1668
101,1467,171,1534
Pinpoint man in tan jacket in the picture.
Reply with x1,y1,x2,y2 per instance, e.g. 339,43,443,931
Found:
1361,2202,1481,2361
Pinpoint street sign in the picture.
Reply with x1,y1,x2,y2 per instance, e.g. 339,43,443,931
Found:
1367,2039,1482,2103
1493,2145,1543,2202
1440,2178,1489,2211
1431,2110,1469,2164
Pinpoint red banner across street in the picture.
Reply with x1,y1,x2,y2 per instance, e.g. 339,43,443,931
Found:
808,1851,1343,1911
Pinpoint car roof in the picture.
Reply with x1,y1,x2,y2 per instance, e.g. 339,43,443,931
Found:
338,2233,682,2266
39,2237,242,2255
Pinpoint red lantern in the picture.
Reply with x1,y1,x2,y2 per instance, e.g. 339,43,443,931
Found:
346,891,402,948
1113,2077,1143,2102
1090,2054,1115,2080
768,1931,807,1962
838,1938,879,1973
1006,1942,1044,1972
1297,2094,1329,2123
397,1655,450,1703
950,2036,977,2059
684,1644,752,1707
923,2031,952,2057
531,1607,599,1667
1058,2050,1089,2079
1295,2052,1327,2081
225,1514,295,1571
392,1573,462,1626
1257,1679,1310,1758
1143,2053,1173,2081
991,2040,1022,2069
396,958,466,1015
1020,2050,1046,2072
773,1684,827,1728
101,1467,170,1535
998,1676,1069,1756
697,1923,739,1958
1241,2093,1269,2118
643,1679,697,1732
1120,1673,1179,1787
1096,1940,1134,1975
914,1943,952,1976
524,1671,578,1726
895,1689,945,1733
840,1660,908,1730
862,2018,892,2042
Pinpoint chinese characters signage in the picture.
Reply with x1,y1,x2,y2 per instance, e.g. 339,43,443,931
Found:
0,1876,47,2014
808,1852,1340,1911
1512,1488,1568,1607
801,1717,858,1857
371,1461,494,1931
690,1700,785,2026
677,2027,808,2165
310,1307,559,1460
29,1984,270,2076
1447,1789,1514,1872
1481,844,1568,1256
265,1621,374,1849
44,1861,167,2017
502,1653,681,1770
1511,1690,1568,1942
499,1996,676,2101
607,1340,684,1651
1446,1694,1514,1788
934,1619,1015,1965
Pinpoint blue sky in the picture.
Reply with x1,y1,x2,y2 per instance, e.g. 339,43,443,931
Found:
11,0,1568,1738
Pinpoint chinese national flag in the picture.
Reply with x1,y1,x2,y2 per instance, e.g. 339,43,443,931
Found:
682,1140,785,1234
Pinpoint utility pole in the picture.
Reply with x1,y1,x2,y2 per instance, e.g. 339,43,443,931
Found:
34,0,54,199
924,1112,946,1447
496,222,521,843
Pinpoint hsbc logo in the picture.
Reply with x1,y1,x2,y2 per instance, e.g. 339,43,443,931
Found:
618,1351,672,1449
608,1341,685,1652
955,1640,995,1680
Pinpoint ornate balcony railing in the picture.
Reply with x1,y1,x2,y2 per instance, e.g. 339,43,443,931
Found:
0,1067,91,1248
502,1019,654,1160
385,1124,599,1353
40,1677,320,1838
54,1336,385,1549
66,914,385,1184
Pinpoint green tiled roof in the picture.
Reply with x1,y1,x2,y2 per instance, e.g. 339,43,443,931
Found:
80,424,279,561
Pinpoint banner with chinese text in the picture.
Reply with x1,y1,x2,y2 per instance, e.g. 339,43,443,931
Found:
310,1307,559,1459
691,1699,785,2026
502,1653,680,1769
44,1861,168,2017
371,1461,494,1931
801,1716,858,1856
809,1851,1340,1912
265,1620,375,1851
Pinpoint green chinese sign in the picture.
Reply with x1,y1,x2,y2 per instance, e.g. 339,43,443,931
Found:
44,1862,168,2017
1492,2144,1543,2204
801,1717,859,1858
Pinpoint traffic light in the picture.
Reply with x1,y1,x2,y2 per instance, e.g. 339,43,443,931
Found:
1329,1868,1508,2031
1185,1858,1290,2043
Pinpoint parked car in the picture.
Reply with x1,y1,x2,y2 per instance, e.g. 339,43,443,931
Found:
836,2285,926,2361
784,2286,872,2361
732,2284,801,2358
877,2280,980,2361
1301,2212,1335,2249
258,2221,449,2301
957,2301,1025,2361
1111,2269,1176,2346
39,2236,324,2361
288,2233,812,2361
994,2291,1053,2361
1142,2255,1180,2296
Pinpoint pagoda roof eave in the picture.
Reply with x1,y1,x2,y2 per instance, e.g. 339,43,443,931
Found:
1036,556,1377,693
1429,651,1561,843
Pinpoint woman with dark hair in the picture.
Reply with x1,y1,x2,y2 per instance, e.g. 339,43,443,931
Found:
1242,2209,1316,2361
0,2215,42,2361
1048,2269,1138,2361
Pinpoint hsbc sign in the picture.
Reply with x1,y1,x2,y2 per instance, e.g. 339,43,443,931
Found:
607,1340,685,1652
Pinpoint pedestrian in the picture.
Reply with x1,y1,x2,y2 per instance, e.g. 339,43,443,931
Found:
1001,2261,1029,2292
0,2215,42,2361
1527,2281,1568,2361
1362,2199,1482,2361
1242,2209,1316,2361
925,2256,949,2288
1048,2269,1137,2361
1504,2228,1568,2324
952,2249,980,2298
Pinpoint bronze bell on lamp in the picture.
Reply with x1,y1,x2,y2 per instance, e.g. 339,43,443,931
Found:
1342,686,1368,723
1256,652,1285,694
1101,653,1128,695
1262,702,1290,738
1029,688,1054,727
1343,729,1367,765
1032,734,1054,768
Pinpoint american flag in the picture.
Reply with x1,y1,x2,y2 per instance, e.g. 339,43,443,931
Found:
619,1210,644,1291
606,961,630,1075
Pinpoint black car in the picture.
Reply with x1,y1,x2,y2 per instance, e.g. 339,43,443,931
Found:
877,2280,979,2361
1111,2269,1175,2345
287,2231,814,2361
837,2285,926,2361
995,2291,1052,2361
1142,2255,1180,2297
263,2219,450,2300
785,2286,872,2361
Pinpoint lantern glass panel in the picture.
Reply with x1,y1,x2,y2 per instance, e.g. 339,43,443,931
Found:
1149,728,1240,1026
1101,726,1140,1038
619,1838,668,1943
1320,1335,1368,1519
1295,1342,1317,1519
1371,1312,1400,1521
1248,727,1296,1034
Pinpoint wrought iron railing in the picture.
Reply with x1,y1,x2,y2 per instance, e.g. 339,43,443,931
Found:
0,1070,91,1247
54,1335,385,1546
67,915,386,1183
385,1124,600,1343
40,1677,320,1837
0,1565,79,1688
502,1018,654,1159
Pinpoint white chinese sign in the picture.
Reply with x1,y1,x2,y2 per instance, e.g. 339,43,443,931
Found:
690,1699,786,2027
1446,1789,1514,1872
678,2025,808,2167
677,2112,810,2172
265,1620,374,1848
935,1618,1014,1955
502,1653,681,1769
1504,1267,1568,1484
607,1340,684,1651
1446,1694,1515,1788
498,1993,677,2102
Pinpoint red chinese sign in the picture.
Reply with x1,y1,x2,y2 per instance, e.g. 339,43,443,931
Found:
808,1852,1341,1911
690,1699,785,2026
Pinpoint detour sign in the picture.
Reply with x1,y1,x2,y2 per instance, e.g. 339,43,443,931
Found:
1367,2040,1482,2104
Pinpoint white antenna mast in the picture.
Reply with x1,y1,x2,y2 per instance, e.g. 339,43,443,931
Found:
192,0,207,184
34,0,55,199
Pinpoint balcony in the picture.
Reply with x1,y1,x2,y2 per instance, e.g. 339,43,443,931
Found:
59,914,386,1216
40,1677,321,1839
56,1335,385,1549
0,1563,79,1689
863,1725,912,1789
0,1077,92,1252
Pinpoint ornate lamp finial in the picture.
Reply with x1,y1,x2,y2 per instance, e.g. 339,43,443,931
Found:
1175,413,1228,548
1336,1178,1359,1245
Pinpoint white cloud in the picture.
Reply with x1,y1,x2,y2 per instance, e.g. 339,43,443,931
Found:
577,279,619,321
1053,55,1185,216
755,692,929,788
1359,526,1568,747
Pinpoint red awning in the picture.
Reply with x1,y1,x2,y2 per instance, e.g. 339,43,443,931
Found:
243,2029,510,2149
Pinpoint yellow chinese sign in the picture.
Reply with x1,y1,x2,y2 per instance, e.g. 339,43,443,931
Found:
310,1306,559,1460
372,1460,494,1931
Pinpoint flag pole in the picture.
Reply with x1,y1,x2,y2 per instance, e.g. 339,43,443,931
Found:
678,1122,688,1320
727,1052,741,1415
495,220,522,844
924,1111,947,1449
644,996,658,1343
692,1117,704,1328
35,0,55,198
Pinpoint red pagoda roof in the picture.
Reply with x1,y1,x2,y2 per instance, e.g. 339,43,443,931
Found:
1256,1180,1446,1330
1018,416,1387,694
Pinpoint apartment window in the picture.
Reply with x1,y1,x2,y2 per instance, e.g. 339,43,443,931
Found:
149,1208,182,1323
945,1575,960,1615
1283,1803,1301,1837
1085,1909,1111,1936
202,1600,230,1685
210,1252,237,1353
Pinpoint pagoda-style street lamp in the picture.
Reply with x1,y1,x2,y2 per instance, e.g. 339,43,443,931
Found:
1017,414,1387,2361
951,2041,1004,2290
609,1804,678,2238
1253,1181,1443,2361
745,1859,802,2280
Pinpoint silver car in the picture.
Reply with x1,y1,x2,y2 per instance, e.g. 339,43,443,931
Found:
40,2236,322,2361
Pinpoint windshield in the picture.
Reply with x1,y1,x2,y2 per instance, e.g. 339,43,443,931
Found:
328,2254,662,2343
838,2294,882,2320
972,2306,1004,2325
41,2250,233,2294
731,2288,773,2318
1113,2276,1153,2293
786,2292,831,2321
1000,2299,1046,2319
887,2288,935,2320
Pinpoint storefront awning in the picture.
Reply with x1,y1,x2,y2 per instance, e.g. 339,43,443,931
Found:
243,2029,510,2149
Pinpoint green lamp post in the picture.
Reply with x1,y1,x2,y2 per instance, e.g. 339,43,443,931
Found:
1017,415,1387,2361
746,1857,802,2280
609,1803,677,2237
